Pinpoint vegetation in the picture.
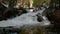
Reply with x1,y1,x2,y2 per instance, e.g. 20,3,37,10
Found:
33,0,45,7
19,27,43,34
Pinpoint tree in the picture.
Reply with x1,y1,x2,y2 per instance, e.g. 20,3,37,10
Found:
33,0,45,7
9,0,17,9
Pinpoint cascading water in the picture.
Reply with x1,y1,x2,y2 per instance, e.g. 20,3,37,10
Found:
0,7,50,28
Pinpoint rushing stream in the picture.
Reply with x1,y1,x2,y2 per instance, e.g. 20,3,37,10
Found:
0,8,50,28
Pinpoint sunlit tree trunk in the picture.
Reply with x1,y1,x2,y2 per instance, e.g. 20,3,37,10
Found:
29,0,33,8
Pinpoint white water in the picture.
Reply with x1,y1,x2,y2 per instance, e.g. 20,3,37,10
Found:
0,8,50,27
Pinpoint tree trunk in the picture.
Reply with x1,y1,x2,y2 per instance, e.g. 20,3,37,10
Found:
59,0,60,8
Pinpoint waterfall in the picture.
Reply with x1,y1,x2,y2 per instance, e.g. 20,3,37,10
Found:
0,8,50,28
